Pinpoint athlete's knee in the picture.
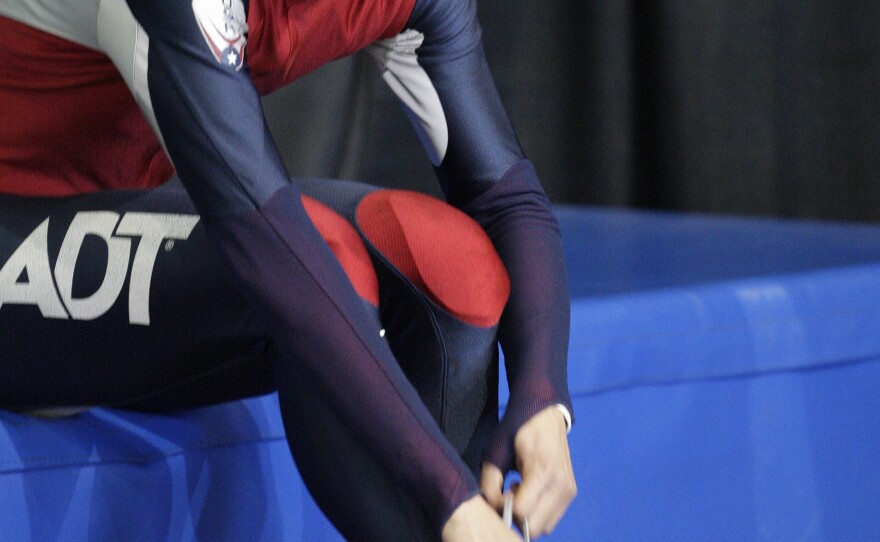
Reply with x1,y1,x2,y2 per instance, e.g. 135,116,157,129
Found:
301,195,379,307
355,189,509,327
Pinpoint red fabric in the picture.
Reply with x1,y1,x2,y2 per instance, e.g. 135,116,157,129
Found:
356,190,510,327
0,6,406,307
301,196,380,307
0,0,414,196
248,0,415,94
0,16,173,196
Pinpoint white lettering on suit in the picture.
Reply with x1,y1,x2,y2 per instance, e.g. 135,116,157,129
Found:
0,212,200,325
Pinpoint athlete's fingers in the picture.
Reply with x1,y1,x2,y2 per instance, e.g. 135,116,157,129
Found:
515,474,569,537
441,494,524,542
513,461,573,537
480,462,506,512
514,452,576,536
511,406,577,537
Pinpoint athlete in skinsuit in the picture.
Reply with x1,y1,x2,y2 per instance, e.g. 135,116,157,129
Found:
0,0,575,539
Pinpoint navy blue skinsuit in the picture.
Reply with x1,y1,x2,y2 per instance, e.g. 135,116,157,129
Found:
0,0,572,538
0,178,498,540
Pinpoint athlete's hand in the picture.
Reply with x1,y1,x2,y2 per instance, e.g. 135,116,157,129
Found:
480,406,576,538
441,494,523,542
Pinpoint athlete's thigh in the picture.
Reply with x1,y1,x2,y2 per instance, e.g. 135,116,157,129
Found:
0,186,269,411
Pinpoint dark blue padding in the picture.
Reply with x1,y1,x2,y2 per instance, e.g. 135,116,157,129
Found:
3,206,880,540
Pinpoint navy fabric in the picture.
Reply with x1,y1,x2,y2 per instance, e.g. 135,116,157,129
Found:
132,0,286,216
461,161,572,470
205,184,477,531
4,206,880,540
0,188,270,410
0,181,507,541
406,0,574,469
118,0,575,524
407,0,522,195
123,0,503,527
297,178,501,457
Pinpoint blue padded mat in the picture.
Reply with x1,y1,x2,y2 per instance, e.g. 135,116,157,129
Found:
3,206,880,540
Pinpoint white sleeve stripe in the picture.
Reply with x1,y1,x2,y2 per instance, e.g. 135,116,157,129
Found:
131,23,164,144
367,29,449,166
95,0,164,149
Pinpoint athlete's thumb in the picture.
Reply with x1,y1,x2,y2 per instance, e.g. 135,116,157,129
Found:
480,462,506,512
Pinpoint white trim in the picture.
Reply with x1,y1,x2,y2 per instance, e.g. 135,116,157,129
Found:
367,30,449,166
96,0,138,88
131,22,163,142
96,0,165,149
0,0,100,49
555,404,573,434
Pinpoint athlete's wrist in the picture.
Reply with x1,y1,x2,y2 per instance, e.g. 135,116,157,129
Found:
555,403,572,434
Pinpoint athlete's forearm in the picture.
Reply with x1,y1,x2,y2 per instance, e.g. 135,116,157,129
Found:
460,159,572,471
401,0,574,470
123,0,478,531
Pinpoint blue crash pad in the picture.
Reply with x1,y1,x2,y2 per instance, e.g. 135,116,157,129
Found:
3,206,880,540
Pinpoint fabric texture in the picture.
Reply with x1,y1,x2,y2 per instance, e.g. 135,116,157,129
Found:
0,180,509,540
356,189,509,327
1,0,573,530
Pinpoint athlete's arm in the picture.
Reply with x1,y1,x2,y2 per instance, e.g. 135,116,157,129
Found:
121,0,479,533
375,0,576,534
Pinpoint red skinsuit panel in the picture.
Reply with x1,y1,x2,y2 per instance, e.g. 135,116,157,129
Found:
356,190,510,328
301,195,380,307
0,17,382,306
0,0,414,195
0,16,173,196
248,0,415,95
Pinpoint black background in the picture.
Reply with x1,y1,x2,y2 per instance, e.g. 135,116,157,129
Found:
262,0,880,223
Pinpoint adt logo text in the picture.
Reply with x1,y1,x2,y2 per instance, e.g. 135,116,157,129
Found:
0,212,200,326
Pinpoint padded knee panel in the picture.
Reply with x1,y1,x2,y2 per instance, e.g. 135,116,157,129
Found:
355,190,510,328
297,179,506,458
301,195,379,307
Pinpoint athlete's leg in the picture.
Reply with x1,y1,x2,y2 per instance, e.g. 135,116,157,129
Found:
0,180,508,540
0,185,272,411
297,179,509,464
0,181,385,411
180,180,510,541
279,343,436,541
0,182,431,541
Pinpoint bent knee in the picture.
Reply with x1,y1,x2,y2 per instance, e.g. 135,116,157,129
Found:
355,190,509,327
302,195,379,307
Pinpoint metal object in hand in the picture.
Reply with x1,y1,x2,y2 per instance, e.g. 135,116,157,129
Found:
502,493,530,542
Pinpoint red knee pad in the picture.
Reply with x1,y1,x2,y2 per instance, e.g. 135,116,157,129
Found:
355,190,510,328
301,195,379,307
